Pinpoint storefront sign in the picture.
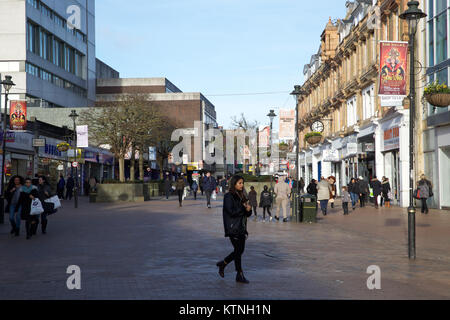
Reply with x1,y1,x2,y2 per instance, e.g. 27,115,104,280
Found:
9,101,27,131
323,149,340,162
379,41,408,96
33,138,46,147
9,132,34,151
0,130,15,143
363,142,375,152
384,127,400,151
346,143,358,156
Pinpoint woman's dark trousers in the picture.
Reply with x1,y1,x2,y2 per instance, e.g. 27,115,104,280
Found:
40,213,48,233
421,198,428,213
66,188,73,200
263,206,272,219
252,206,257,216
193,191,197,200
359,194,366,207
224,236,246,272
177,190,183,204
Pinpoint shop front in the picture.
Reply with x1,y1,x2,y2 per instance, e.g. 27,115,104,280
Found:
357,124,376,180
379,110,409,207
38,136,71,189
341,134,358,185
3,132,34,180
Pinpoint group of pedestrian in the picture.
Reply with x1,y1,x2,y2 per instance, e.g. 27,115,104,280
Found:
304,173,434,215
6,175,54,239
56,174,75,200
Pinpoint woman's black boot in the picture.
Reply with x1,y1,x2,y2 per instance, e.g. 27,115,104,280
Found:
216,261,226,278
236,272,249,284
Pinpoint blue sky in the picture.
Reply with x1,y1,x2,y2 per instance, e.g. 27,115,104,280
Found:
95,0,348,129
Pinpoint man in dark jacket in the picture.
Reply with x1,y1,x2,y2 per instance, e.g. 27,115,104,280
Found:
163,172,172,200
57,174,65,200
357,176,369,208
66,174,75,201
203,172,217,209
370,176,382,209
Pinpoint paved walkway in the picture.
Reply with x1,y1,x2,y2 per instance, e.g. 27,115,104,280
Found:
0,194,449,300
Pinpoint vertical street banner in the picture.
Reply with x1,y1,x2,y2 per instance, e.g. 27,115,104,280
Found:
258,126,270,148
148,147,157,161
279,109,295,140
9,101,27,131
379,41,408,99
76,125,89,148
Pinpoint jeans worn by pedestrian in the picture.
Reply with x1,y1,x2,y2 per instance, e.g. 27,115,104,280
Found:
319,200,328,215
350,192,358,208
205,190,213,206
343,202,349,215
9,204,22,233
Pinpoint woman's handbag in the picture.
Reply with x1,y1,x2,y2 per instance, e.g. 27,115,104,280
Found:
212,191,217,200
388,191,394,200
43,202,56,215
45,196,62,209
413,189,420,199
30,199,44,216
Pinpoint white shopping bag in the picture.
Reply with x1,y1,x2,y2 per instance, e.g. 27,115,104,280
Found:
45,195,62,209
212,191,217,200
30,199,44,216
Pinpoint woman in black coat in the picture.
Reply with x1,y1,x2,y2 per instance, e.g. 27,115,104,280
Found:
259,185,273,221
18,178,39,239
216,175,253,284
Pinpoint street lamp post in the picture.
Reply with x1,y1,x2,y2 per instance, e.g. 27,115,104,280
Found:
0,76,15,224
399,0,426,260
69,110,79,209
267,109,276,202
290,85,304,220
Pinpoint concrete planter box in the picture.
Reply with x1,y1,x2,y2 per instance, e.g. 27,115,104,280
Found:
96,182,163,202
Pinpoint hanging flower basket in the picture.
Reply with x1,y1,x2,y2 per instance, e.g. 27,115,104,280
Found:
424,93,450,108
57,142,70,152
305,132,322,145
424,81,450,108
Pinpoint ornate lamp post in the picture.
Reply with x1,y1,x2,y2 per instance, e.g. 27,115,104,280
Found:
267,109,276,200
290,85,305,220
399,0,426,260
69,110,79,209
0,75,15,224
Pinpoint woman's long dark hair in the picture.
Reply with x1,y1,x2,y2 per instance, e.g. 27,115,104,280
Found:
229,175,248,202
7,175,24,190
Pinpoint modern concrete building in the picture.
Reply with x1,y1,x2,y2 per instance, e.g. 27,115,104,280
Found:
96,58,119,80
96,78,218,174
0,0,96,109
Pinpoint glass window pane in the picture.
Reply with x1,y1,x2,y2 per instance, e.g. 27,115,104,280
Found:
436,11,448,64
428,0,434,18
429,20,434,66
436,0,447,14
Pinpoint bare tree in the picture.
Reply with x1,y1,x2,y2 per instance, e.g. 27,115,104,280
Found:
81,94,167,182
230,113,260,174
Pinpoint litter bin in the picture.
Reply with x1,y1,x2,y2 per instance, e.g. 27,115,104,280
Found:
300,194,317,223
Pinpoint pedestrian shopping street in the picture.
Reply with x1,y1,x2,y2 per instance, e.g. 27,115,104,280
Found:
1,194,449,300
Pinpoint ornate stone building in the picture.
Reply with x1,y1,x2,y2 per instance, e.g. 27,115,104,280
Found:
296,0,423,207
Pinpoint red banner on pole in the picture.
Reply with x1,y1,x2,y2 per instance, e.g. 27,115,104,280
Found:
9,101,27,131
379,41,408,96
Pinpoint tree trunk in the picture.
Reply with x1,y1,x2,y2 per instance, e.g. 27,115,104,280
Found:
139,150,144,181
119,156,125,182
130,145,135,182
158,156,164,180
